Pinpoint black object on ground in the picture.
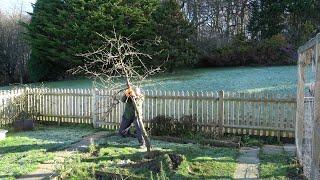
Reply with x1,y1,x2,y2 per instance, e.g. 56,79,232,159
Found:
13,119,34,131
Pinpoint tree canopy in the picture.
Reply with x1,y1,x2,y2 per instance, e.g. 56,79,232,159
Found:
26,0,196,81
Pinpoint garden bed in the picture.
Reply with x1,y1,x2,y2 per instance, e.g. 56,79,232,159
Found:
57,135,238,179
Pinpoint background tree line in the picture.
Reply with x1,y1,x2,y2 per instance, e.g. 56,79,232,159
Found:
0,0,319,84
179,0,320,67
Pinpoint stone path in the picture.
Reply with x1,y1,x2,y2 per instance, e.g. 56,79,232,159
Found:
234,147,260,179
234,144,296,180
17,131,113,180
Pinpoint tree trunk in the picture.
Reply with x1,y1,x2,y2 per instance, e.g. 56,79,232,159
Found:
131,98,151,153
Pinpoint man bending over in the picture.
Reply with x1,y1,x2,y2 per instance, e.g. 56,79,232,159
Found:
118,86,145,148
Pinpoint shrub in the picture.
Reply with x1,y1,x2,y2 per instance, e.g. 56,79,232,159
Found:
150,115,197,137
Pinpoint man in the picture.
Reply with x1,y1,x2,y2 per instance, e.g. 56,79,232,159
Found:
309,82,315,97
118,86,145,147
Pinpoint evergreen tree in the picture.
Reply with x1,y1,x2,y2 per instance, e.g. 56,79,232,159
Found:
26,0,197,81
26,0,159,81
151,0,197,71
26,0,69,81
285,0,320,46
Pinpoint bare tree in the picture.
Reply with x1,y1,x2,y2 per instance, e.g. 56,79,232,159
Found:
71,32,161,153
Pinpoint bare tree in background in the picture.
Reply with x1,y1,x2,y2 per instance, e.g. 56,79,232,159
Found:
0,7,31,85
179,0,250,51
71,32,161,153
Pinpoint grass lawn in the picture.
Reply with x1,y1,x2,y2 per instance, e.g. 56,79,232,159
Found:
58,135,238,179
0,124,304,179
0,124,96,179
259,151,303,179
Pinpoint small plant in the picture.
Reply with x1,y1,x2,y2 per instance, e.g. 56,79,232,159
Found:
88,138,98,156
287,157,305,178
57,155,95,180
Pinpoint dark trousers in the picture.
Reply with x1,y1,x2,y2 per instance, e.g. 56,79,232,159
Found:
119,116,145,145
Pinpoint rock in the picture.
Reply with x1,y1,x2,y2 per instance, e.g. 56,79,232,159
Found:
169,154,184,169
13,119,34,132
0,129,8,141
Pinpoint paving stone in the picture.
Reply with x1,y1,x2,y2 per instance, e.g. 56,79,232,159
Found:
234,147,260,179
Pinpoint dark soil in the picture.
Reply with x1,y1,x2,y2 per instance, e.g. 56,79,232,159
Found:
119,151,185,173
168,154,184,169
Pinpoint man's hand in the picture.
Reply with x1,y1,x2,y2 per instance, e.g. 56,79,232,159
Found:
125,87,136,97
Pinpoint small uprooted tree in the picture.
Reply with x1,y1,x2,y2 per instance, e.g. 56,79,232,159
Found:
71,32,161,153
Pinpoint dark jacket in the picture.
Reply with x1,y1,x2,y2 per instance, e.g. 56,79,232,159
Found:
121,95,144,119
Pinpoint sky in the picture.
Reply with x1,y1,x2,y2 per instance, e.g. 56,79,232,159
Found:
0,0,35,14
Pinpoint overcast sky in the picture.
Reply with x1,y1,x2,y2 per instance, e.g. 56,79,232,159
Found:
0,0,35,14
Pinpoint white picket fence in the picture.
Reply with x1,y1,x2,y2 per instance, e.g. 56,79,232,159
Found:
0,88,297,137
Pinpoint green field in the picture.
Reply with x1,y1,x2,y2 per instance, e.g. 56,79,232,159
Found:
2,66,314,94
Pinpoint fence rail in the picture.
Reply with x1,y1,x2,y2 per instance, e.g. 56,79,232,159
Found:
1,88,297,138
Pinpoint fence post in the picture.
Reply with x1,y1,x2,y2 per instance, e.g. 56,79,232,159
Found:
24,87,29,114
311,34,320,179
218,90,224,136
92,89,98,128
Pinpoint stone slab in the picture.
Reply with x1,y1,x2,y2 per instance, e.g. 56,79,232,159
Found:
234,147,260,179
